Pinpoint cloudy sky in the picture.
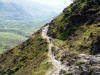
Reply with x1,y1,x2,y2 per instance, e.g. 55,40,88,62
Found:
1,0,72,6
32,0,72,13
32,0,72,7
1,0,72,11
1,0,72,15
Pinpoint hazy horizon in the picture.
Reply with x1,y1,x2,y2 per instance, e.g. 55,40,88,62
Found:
1,0,72,14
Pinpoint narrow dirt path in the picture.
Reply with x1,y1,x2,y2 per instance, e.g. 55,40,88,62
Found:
42,25,100,75
42,25,66,75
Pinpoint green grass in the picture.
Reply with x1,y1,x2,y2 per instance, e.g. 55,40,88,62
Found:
0,18,46,53
64,71,73,75
0,32,27,40
0,32,27,53
0,31,53,75
0,49,5,53
32,58,53,75
75,59,87,65
52,39,64,47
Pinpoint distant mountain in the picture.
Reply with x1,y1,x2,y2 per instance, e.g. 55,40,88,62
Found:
0,1,57,20
0,2,33,20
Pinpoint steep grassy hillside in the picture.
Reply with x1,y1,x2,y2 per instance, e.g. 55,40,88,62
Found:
47,0,100,74
48,0,100,55
0,0,100,75
0,29,53,75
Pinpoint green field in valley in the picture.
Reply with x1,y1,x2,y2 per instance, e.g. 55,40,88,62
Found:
0,32,27,53
0,19,47,53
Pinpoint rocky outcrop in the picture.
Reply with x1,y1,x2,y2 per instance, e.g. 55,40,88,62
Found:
91,36,100,55
60,54,100,75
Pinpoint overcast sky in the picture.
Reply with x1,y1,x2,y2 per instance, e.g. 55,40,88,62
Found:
1,0,72,13
32,0,72,13
1,0,72,8
32,0,72,7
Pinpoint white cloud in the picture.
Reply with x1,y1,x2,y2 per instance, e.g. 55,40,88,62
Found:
1,0,71,8
0,0,72,13
1,0,12,2
32,0,71,7
31,0,72,13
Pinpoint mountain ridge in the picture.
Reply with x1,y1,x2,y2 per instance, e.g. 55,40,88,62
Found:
0,0,100,75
